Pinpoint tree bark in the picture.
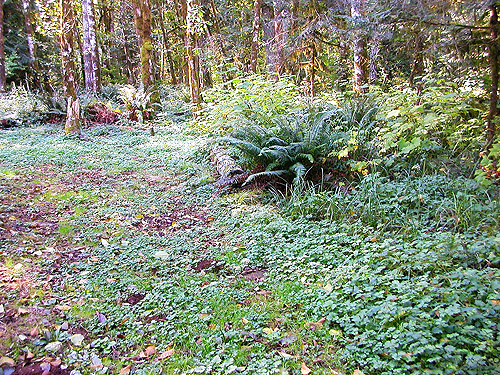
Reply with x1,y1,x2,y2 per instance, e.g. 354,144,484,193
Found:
486,4,499,151
156,1,177,85
82,0,101,93
351,0,368,94
250,0,262,73
0,0,6,93
409,31,424,96
131,0,153,88
272,0,290,77
21,0,41,90
211,146,245,179
183,0,202,109
60,0,81,134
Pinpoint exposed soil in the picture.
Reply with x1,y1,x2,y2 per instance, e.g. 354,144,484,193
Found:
241,267,266,281
14,363,71,375
126,293,146,305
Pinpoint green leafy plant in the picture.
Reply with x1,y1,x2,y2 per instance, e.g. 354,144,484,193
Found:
118,85,154,123
476,141,500,187
221,97,379,185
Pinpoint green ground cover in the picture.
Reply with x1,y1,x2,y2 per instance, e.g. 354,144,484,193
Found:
0,84,499,375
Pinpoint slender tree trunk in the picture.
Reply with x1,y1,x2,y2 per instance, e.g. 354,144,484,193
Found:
409,31,424,96
184,0,202,109
60,0,81,134
309,43,316,97
0,0,6,93
369,39,379,86
487,4,499,151
250,0,262,73
157,2,177,84
351,0,368,94
82,0,101,93
261,4,274,72
21,0,41,89
131,0,153,88
272,0,290,77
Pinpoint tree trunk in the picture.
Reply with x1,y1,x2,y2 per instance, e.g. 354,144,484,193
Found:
131,0,153,88
369,39,379,86
409,31,424,96
351,0,368,94
261,4,275,72
184,0,202,109
272,0,290,77
60,0,81,134
157,2,177,85
0,0,6,93
21,0,41,90
250,0,262,73
486,4,499,151
82,0,101,93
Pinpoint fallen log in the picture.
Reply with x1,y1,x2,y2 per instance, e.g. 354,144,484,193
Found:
210,146,247,188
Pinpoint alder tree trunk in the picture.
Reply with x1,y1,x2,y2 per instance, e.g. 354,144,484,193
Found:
82,0,101,93
369,40,379,86
157,2,177,85
261,4,275,72
132,0,153,88
486,4,499,151
183,0,202,110
0,0,5,93
250,0,262,73
272,0,290,77
351,0,368,94
21,0,41,89
409,31,424,96
60,0,81,134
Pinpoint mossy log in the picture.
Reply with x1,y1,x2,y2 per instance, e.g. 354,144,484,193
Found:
210,146,247,187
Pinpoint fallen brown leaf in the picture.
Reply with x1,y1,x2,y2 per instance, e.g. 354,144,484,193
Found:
50,358,62,367
55,305,71,311
301,362,312,375
157,349,174,360
145,345,156,357
30,326,39,337
120,364,133,374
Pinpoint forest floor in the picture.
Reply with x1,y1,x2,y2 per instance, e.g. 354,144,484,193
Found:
0,122,499,375
0,123,343,375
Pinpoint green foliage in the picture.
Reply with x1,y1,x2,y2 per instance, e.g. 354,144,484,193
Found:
272,174,499,234
196,75,302,135
374,80,485,174
0,86,52,126
225,184,500,375
118,85,154,123
220,95,380,184
475,141,500,187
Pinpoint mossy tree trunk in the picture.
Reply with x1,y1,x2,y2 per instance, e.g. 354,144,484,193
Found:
21,0,41,90
272,0,290,77
183,0,202,110
60,0,81,134
250,0,262,73
82,0,101,93
351,0,368,94
132,0,153,88
0,0,5,93
487,4,499,151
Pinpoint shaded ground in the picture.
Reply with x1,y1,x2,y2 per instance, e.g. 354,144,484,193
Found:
1,124,498,375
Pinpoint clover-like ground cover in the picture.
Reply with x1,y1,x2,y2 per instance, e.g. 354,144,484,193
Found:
0,122,499,375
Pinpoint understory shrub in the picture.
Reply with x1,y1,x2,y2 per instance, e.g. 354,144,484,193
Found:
197,75,302,135
221,97,379,184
